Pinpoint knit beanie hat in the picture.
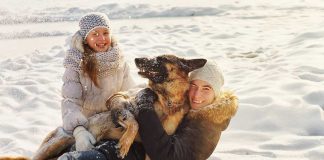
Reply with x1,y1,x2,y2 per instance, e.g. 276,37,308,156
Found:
189,60,224,96
79,12,111,40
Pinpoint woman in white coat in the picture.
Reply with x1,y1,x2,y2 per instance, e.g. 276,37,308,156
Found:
33,12,136,159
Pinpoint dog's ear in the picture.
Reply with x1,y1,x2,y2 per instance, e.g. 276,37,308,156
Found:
179,58,207,73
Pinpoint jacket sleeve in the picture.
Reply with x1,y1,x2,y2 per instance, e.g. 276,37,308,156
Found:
61,68,88,133
120,62,136,91
137,109,195,160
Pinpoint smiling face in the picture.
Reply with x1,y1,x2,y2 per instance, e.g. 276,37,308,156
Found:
189,80,216,110
86,27,111,52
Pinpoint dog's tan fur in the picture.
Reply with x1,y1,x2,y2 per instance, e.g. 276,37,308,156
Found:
32,127,74,160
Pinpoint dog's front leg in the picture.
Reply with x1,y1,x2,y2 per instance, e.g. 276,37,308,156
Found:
111,108,139,159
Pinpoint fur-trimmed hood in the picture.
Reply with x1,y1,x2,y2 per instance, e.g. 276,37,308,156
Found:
187,91,238,125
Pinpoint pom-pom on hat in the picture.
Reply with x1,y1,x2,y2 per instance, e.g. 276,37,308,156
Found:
78,12,110,40
189,60,224,96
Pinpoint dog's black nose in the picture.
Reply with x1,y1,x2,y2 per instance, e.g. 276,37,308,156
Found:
134,58,140,63
135,58,147,68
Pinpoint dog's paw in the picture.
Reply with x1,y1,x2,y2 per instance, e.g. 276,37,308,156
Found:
115,115,138,159
116,136,133,159
136,88,158,104
108,95,132,110
135,88,157,110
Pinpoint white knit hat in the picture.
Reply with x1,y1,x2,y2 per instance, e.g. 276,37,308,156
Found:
189,60,224,96
79,12,111,40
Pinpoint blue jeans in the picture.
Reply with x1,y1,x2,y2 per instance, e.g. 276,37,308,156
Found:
58,140,145,160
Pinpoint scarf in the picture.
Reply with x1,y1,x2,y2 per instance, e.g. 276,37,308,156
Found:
63,45,122,78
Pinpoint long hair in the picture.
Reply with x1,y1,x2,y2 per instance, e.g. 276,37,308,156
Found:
82,43,100,87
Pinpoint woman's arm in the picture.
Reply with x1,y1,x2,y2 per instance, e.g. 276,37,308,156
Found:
135,88,233,160
137,108,195,160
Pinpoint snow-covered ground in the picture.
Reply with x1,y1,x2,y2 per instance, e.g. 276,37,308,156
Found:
0,0,324,159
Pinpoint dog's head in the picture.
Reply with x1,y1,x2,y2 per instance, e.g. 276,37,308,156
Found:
135,55,206,112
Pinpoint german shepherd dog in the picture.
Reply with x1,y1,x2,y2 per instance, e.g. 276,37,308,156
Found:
91,55,206,158
10,55,206,160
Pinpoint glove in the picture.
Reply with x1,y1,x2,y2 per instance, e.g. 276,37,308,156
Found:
73,126,96,151
135,88,157,110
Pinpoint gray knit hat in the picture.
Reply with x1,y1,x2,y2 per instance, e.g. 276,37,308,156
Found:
189,60,224,96
79,12,110,40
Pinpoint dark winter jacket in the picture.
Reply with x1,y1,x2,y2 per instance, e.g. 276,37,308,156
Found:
138,91,238,160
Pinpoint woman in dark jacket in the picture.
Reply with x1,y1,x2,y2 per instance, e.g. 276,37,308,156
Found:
136,61,238,160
